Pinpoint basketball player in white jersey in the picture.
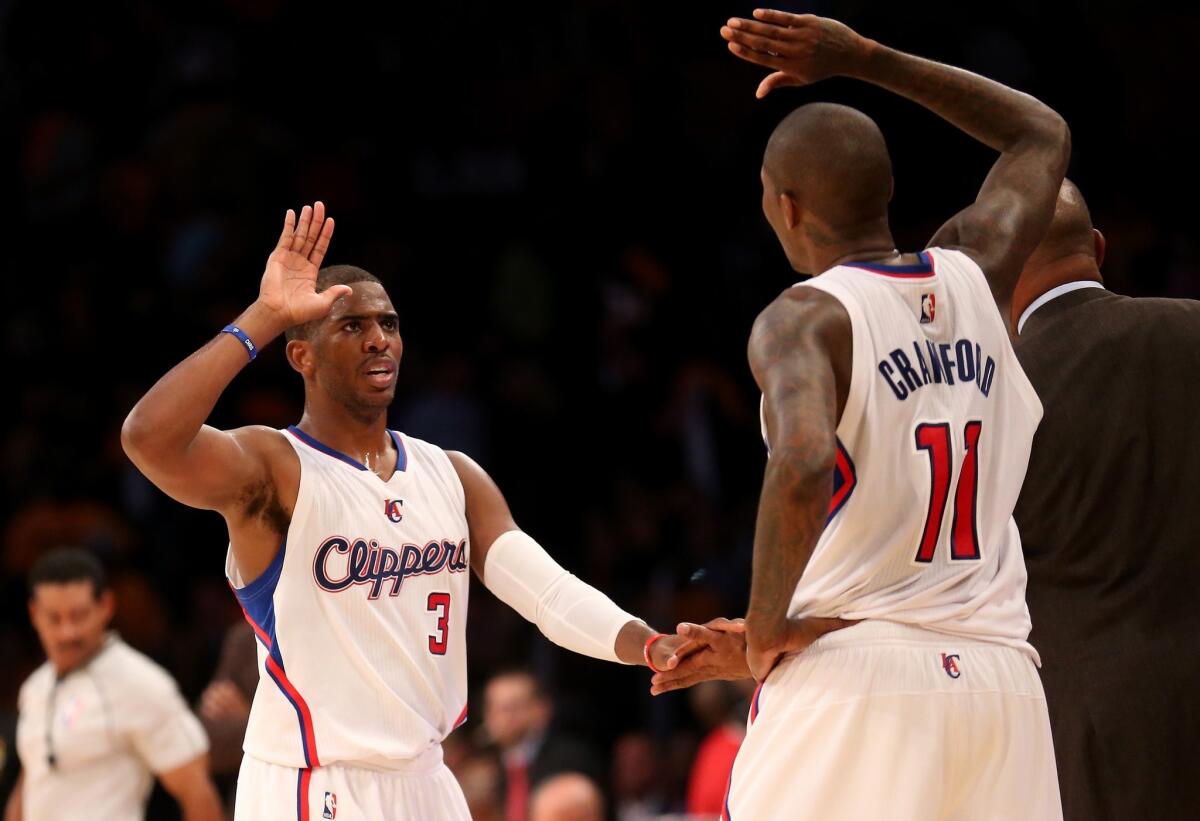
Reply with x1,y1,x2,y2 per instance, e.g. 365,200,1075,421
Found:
650,11,1071,820
120,204,701,820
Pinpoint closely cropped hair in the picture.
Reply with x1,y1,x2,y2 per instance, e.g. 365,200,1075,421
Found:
284,265,383,341
29,547,108,599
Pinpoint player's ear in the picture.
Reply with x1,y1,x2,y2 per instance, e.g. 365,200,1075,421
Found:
780,193,801,230
285,339,314,375
1092,228,1106,270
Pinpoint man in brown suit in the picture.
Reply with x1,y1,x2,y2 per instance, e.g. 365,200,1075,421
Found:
1011,179,1200,821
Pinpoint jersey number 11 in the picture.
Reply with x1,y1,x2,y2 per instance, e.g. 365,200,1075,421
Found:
913,421,983,563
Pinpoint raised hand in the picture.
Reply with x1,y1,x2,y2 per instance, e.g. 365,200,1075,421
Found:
650,618,749,696
720,10,870,99
256,202,351,330
746,616,858,681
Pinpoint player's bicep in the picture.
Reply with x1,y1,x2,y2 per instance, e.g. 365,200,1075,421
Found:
129,425,274,513
750,291,845,472
445,451,518,576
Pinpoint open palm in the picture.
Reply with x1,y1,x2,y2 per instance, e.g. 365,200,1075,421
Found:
258,202,350,327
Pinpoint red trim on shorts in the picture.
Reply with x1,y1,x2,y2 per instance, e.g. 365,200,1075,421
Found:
297,768,312,821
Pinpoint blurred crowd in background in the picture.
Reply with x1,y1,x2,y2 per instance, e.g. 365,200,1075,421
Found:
2,0,1197,817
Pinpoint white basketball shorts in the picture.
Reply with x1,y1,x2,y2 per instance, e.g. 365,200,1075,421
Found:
723,620,1061,821
235,750,471,821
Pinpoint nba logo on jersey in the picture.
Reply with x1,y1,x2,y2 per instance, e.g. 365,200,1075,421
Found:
323,792,337,819
384,498,404,523
920,293,936,324
941,653,961,679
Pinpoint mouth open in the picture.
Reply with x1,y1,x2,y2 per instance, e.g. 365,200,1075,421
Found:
363,362,397,388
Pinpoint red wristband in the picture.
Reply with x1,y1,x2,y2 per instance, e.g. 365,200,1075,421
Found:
643,632,668,673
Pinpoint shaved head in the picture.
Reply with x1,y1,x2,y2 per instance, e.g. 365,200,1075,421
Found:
763,102,893,229
1011,179,1105,332
1036,179,1096,259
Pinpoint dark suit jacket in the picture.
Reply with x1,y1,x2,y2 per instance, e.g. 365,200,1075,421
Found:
1014,286,1200,821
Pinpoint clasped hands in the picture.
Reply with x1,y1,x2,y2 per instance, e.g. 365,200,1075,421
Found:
647,615,857,695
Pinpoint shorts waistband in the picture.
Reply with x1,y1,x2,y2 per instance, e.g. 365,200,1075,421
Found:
809,620,1010,651
252,743,445,775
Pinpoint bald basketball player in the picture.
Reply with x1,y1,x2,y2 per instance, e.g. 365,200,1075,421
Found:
647,11,1070,819
1011,180,1200,821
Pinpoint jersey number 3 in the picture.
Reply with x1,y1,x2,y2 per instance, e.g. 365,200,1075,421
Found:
428,592,451,655
914,421,982,563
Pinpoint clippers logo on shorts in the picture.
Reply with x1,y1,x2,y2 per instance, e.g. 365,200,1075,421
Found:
314,536,468,599
941,652,962,679
920,293,936,324
323,792,337,819
384,498,404,523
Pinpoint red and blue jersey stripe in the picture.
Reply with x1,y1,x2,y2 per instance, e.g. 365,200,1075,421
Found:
230,540,322,770
846,250,937,278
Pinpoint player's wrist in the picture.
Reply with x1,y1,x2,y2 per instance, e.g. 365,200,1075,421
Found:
235,301,291,346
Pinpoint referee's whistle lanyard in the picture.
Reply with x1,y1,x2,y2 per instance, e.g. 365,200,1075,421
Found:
44,636,117,770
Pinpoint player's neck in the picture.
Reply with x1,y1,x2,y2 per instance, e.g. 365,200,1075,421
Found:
1010,253,1103,330
806,221,899,275
295,402,392,466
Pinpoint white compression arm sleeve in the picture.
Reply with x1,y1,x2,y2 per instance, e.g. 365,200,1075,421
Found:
482,530,638,664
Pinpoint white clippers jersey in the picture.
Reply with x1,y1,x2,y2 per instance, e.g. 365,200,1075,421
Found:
227,427,470,770
779,248,1043,658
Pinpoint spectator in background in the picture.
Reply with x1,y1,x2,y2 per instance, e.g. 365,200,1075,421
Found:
685,681,751,819
483,669,604,821
531,773,606,821
610,732,671,821
197,623,259,810
454,752,505,821
4,548,222,821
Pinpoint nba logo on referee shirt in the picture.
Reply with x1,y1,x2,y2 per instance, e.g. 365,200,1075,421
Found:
323,792,337,819
941,653,961,679
384,499,404,523
920,293,936,324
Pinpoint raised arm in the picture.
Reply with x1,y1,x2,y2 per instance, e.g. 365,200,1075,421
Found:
720,10,1070,312
744,287,852,680
121,204,346,516
447,451,688,670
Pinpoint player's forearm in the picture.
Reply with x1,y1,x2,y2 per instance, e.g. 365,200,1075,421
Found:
122,302,288,462
745,450,832,633
178,785,224,821
4,778,22,821
850,42,1068,159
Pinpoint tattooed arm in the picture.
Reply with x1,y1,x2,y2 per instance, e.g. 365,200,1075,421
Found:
744,287,852,681
720,11,1070,315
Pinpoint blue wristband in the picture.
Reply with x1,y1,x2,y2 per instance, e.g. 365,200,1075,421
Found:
221,324,258,361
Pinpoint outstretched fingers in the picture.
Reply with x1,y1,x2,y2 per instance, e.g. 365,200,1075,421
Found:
721,24,789,55
752,8,814,27
300,201,325,258
290,205,314,253
726,41,791,71
276,209,296,251
311,215,335,267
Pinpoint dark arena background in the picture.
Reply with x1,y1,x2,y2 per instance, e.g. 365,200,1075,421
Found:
2,1,1197,818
